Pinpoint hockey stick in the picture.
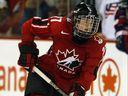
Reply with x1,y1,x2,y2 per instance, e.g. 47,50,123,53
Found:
32,66,68,96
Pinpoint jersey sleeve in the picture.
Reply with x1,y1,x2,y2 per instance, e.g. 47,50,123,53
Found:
21,17,51,43
76,39,106,91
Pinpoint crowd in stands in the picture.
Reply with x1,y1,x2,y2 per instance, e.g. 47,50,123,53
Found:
0,0,69,37
0,0,120,41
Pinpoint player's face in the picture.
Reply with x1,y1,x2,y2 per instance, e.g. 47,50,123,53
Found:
74,15,100,39
76,17,93,33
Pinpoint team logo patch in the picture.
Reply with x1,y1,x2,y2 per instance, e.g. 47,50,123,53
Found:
55,49,82,74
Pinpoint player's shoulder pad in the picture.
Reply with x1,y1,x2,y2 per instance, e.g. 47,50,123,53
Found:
93,34,106,46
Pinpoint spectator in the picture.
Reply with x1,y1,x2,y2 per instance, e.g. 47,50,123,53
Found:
55,0,68,16
17,0,50,36
0,0,24,37
0,0,8,36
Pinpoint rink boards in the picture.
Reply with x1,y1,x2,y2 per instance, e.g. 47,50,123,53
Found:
0,39,127,96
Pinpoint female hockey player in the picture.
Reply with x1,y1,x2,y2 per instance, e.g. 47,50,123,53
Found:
18,1,106,96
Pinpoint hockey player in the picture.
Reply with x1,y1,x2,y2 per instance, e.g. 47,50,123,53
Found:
95,0,120,40
18,1,106,96
114,1,128,54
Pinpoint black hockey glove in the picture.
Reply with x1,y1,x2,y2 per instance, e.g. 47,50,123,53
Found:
69,83,85,96
18,42,39,71
116,35,128,54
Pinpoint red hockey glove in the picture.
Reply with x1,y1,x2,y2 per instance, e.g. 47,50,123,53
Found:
18,42,39,71
69,83,85,96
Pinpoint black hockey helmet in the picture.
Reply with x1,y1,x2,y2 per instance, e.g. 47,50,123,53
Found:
72,1,100,43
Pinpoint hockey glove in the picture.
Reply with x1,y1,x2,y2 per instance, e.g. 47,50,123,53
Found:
69,83,85,96
116,34,128,54
114,6,128,54
18,42,39,71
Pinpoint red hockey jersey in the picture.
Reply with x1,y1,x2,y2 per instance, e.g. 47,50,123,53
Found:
21,16,106,94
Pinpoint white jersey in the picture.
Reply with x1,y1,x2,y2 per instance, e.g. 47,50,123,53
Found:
95,0,120,40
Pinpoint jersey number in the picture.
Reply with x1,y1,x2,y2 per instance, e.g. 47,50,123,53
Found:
50,16,62,22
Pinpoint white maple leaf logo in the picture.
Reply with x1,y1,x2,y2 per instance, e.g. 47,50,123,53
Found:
55,49,82,71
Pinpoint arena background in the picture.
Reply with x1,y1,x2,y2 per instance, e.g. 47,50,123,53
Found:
0,0,128,96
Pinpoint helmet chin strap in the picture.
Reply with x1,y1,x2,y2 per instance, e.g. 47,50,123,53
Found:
72,33,88,45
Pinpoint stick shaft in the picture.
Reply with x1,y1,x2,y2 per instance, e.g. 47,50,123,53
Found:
32,66,68,96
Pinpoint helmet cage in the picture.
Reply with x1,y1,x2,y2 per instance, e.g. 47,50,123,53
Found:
74,14,100,39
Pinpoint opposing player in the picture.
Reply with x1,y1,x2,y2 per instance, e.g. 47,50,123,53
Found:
114,1,128,54
18,1,106,96
95,0,120,40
